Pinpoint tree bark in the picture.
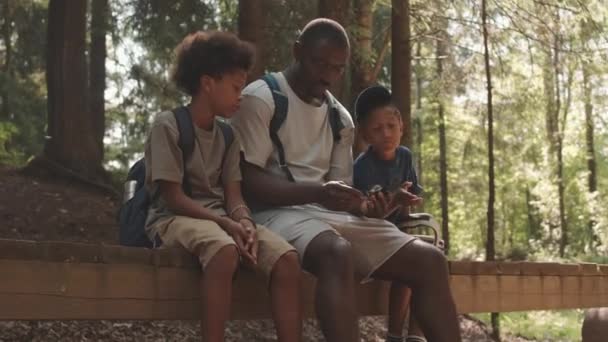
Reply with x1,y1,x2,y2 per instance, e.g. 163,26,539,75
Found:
582,58,598,248
44,0,103,179
414,40,423,190
318,0,351,101
89,0,109,164
392,0,412,147
436,30,450,255
350,0,374,156
1,1,12,120
238,0,266,83
482,0,499,338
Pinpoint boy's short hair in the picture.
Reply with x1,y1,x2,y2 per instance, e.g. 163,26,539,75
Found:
354,85,397,124
298,18,350,50
171,31,254,96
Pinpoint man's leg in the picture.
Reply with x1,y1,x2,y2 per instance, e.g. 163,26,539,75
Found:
372,240,461,342
302,231,360,342
387,282,411,341
268,251,302,342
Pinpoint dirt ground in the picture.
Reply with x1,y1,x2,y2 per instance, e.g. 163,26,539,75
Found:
0,166,530,341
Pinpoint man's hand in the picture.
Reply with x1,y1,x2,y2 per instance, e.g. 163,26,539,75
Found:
365,191,392,218
319,181,364,212
219,217,257,266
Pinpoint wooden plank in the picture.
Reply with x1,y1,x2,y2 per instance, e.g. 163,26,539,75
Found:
2,259,608,320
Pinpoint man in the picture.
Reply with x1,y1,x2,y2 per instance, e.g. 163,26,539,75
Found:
231,18,461,342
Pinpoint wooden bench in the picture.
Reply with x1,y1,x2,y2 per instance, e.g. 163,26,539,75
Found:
1,239,607,320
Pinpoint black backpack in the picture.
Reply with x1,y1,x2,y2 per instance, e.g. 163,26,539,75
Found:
260,73,344,182
117,106,234,248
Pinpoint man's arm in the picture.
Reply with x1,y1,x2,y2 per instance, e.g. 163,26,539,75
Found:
241,161,324,206
242,161,363,211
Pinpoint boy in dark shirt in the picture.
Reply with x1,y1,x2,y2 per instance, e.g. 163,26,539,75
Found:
354,85,425,342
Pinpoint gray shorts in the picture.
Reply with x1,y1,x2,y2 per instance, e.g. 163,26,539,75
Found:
252,204,416,282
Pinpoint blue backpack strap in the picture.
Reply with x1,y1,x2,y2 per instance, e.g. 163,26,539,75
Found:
261,74,295,182
215,119,234,168
172,106,196,196
325,91,344,143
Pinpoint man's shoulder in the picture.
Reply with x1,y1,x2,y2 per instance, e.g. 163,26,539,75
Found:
330,96,355,129
242,73,279,110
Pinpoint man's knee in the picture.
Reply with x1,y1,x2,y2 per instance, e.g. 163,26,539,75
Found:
303,232,354,275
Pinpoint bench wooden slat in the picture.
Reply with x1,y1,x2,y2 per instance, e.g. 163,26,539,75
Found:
1,240,608,320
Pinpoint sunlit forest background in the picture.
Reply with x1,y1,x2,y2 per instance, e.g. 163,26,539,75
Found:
1,0,607,340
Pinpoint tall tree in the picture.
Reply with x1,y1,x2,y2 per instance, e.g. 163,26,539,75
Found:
481,0,499,338
43,0,103,179
89,0,109,164
238,0,266,82
435,19,450,255
392,0,411,147
319,0,351,101
1,0,12,120
350,0,375,156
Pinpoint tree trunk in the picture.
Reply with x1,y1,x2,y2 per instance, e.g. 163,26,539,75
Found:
436,30,450,255
350,0,374,156
552,23,568,258
318,0,351,101
1,1,12,119
238,0,266,82
482,0,499,338
414,40,423,190
44,0,103,179
582,59,598,248
392,0,411,147
89,0,108,165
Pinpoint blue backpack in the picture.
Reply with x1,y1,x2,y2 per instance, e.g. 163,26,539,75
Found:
261,74,344,182
118,106,234,248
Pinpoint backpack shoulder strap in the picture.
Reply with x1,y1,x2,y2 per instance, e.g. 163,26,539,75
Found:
215,119,234,167
325,91,344,143
172,106,195,196
261,74,295,182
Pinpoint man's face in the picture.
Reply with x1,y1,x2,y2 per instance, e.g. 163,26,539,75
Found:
296,39,349,101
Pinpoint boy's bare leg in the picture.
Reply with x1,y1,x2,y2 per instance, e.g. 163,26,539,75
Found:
303,231,360,342
200,245,240,342
373,240,461,342
388,283,411,337
408,316,424,338
269,251,303,342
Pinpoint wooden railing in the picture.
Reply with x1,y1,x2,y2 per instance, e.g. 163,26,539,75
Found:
0,239,607,320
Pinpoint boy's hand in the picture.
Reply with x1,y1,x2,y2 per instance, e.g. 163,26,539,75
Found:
394,182,423,207
239,218,259,267
320,181,364,212
219,218,257,265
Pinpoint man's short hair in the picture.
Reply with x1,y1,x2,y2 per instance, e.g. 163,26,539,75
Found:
354,85,398,124
171,31,254,96
298,18,350,49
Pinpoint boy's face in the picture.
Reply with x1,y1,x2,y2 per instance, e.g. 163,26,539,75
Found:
206,69,247,118
361,105,403,155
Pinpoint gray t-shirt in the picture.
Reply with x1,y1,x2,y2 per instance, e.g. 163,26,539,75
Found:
231,72,355,185
144,111,241,237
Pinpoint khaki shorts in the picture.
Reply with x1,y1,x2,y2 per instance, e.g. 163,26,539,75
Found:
153,215,295,277
253,204,416,282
